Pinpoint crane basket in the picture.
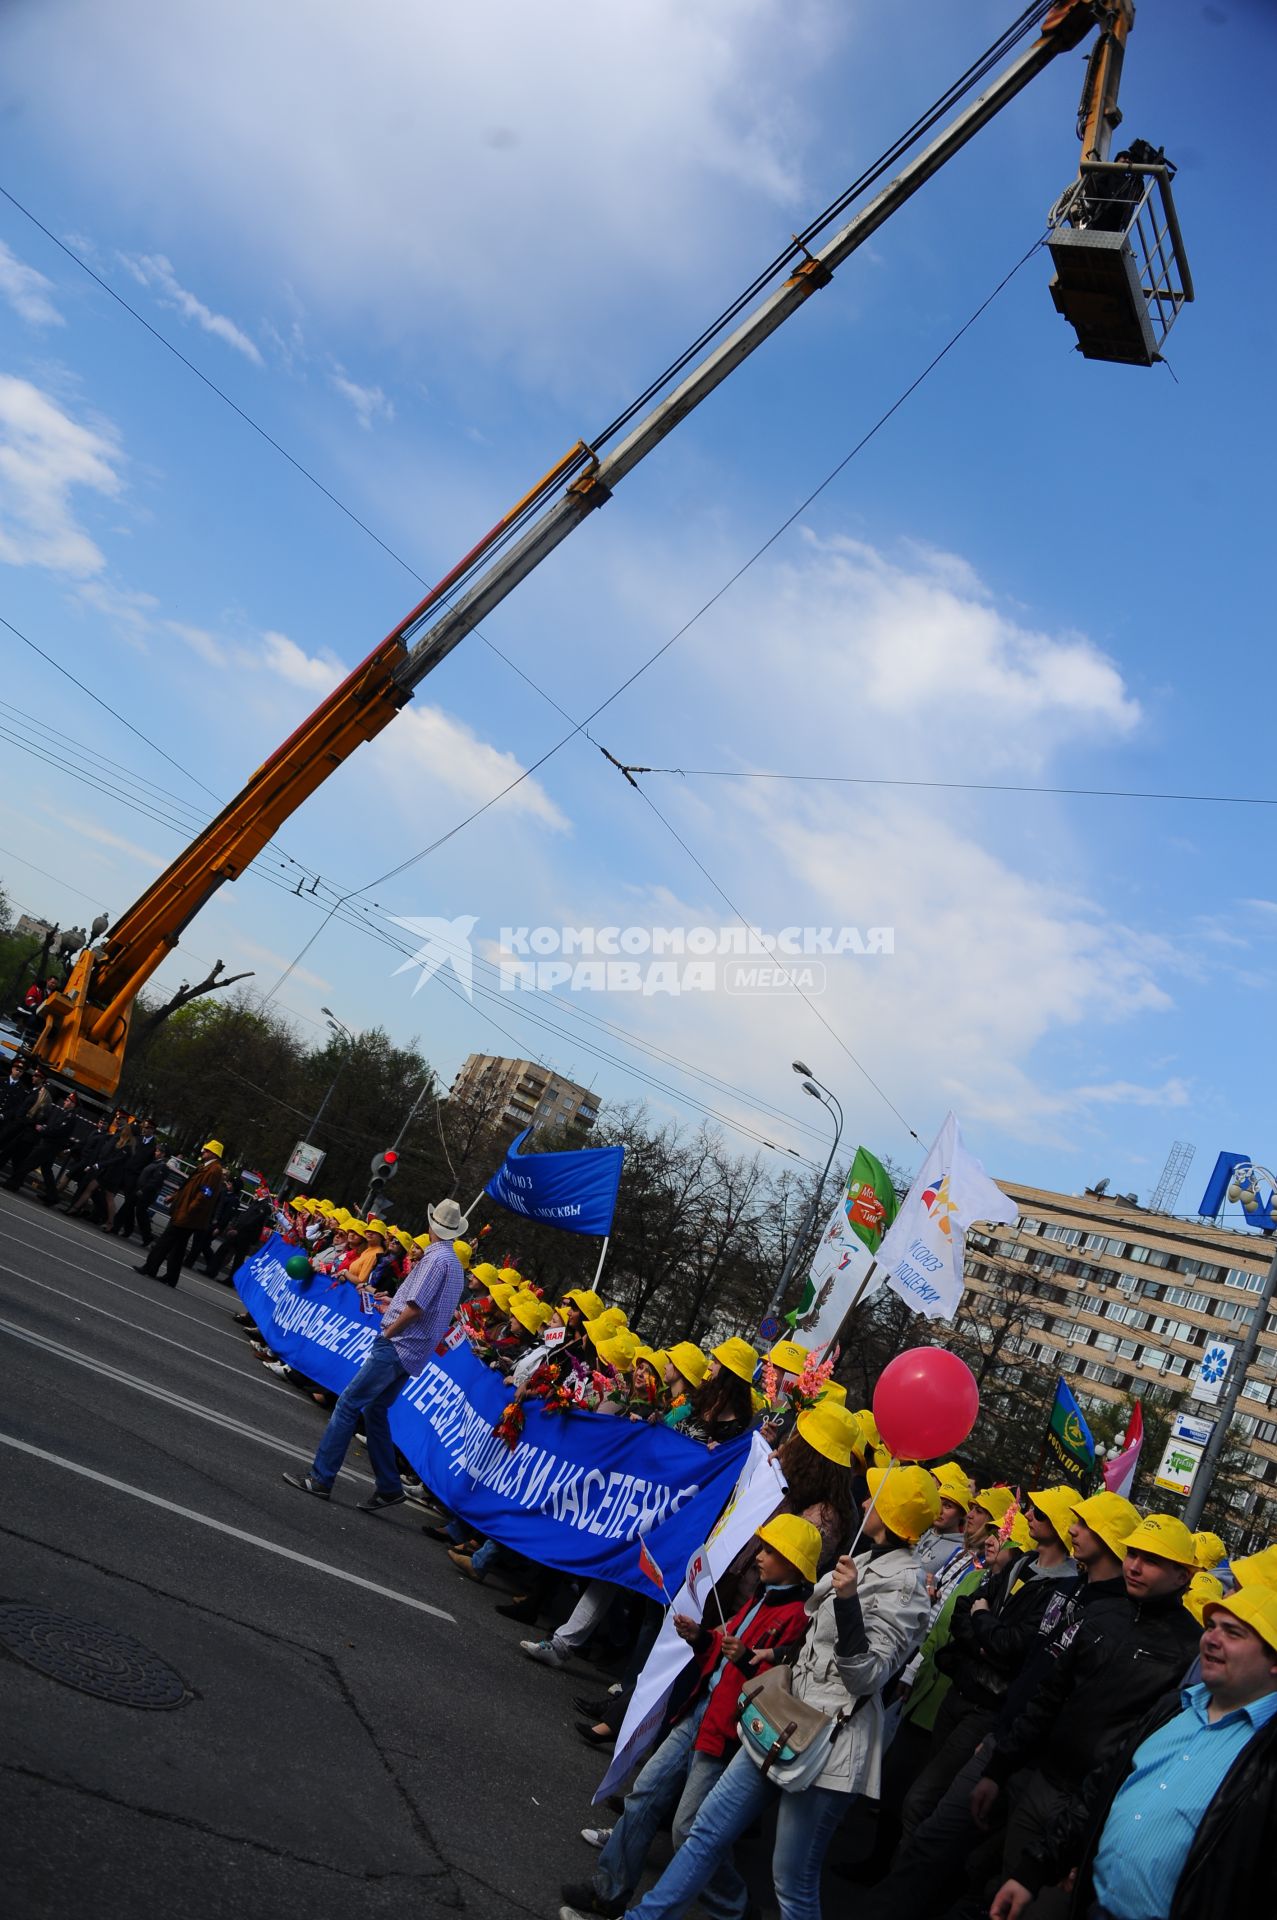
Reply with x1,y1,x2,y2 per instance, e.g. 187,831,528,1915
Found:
1047,155,1193,367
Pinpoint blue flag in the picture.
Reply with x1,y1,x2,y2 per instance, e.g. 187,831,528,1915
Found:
485,1128,624,1236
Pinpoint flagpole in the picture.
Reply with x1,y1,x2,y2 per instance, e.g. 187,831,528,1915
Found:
592,1234,610,1289
465,1188,487,1220
824,1259,878,1361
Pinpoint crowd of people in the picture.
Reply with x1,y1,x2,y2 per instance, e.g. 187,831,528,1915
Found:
3,1084,1275,1920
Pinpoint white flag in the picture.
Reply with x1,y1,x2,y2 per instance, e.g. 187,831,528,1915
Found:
877,1112,1017,1320
592,1434,786,1801
789,1190,878,1361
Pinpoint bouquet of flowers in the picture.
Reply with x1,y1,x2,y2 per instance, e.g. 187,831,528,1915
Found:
492,1398,526,1451
787,1351,837,1413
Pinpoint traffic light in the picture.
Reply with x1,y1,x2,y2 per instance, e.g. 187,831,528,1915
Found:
365,1148,399,1217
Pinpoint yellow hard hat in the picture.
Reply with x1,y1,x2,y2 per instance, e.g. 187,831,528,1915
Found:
562,1288,605,1319
1072,1490,1142,1559
972,1485,1018,1527
668,1342,709,1389
818,1381,848,1407
768,1338,810,1375
510,1291,553,1336
1184,1572,1225,1625
797,1403,864,1469
1202,1583,1277,1657
866,1465,941,1545
453,1238,472,1267
472,1262,500,1288
712,1337,759,1383
757,1514,823,1585
854,1409,882,1450
497,1265,522,1287
1230,1543,1277,1591
933,1462,973,1512
1123,1512,1198,1568
1026,1485,1082,1549
1193,1531,1227,1571
202,1139,224,1157
489,1281,517,1313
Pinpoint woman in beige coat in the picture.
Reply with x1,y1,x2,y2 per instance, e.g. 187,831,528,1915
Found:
590,1465,938,1920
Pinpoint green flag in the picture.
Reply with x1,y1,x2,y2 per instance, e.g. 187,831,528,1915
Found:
790,1146,897,1325
844,1146,898,1253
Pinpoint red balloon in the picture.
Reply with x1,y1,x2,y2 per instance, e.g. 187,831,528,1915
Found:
873,1347,979,1461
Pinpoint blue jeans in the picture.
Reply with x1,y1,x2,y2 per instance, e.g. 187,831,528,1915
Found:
596,1701,743,1920
627,1744,848,1920
312,1337,407,1494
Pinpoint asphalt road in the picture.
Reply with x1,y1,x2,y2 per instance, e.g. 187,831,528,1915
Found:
0,1190,682,1920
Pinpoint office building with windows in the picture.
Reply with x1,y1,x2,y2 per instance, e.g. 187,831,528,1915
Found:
450,1053,600,1141
965,1181,1277,1540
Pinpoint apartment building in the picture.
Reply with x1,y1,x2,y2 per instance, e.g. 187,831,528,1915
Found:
964,1180,1277,1538
450,1053,600,1141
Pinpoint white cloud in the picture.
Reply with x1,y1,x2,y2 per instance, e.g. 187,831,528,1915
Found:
257,628,345,693
165,619,228,665
1068,1077,1191,1109
0,375,121,576
118,251,263,365
36,803,163,869
0,239,63,325
329,366,394,429
76,578,160,644
11,0,838,387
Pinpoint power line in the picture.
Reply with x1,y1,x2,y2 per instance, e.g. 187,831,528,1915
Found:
598,767,1277,810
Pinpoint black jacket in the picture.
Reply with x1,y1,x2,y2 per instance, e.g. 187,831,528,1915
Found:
1015,1686,1277,1920
940,1551,1080,1711
985,1580,1199,1792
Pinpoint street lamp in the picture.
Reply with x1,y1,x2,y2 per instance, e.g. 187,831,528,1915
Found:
277,1010,356,1192
1184,1159,1277,1531
761,1066,845,1328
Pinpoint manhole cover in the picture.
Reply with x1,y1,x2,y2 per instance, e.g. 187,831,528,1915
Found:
0,1602,191,1709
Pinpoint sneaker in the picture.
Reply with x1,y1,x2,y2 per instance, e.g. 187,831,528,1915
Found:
520,1637,565,1668
282,1471,330,1500
264,1361,291,1378
358,1489,406,1512
559,1890,623,1920
579,1829,613,1851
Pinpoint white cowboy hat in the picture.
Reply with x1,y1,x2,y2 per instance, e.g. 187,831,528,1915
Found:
427,1197,470,1239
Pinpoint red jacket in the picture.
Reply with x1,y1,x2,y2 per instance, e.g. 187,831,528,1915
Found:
686,1583,812,1757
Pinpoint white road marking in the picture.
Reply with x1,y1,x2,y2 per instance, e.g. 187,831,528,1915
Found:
0,1260,296,1395
0,1316,371,1482
0,1194,233,1309
0,1430,455,1624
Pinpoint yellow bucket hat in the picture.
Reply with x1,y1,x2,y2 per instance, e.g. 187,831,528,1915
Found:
635,1346,669,1374
1072,1490,1142,1559
1192,1531,1227,1571
1184,1572,1225,1625
1026,1485,1081,1548
933,1462,973,1512
497,1266,522,1287
585,1308,626,1346
1007,1510,1034,1553
471,1261,500,1288
1232,1544,1277,1590
797,1403,864,1469
413,1233,431,1250
854,1409,882,1451
562,1288,604,1319
668,1342,709,1390
453,1238,473,1268
489,1281,517,1313
511,1292,553,1336
1203,1583,1277,1656
818,1381,847,1407
344,1219,369,1239
599,1332,637,1373
1123,1512,1198,1567
768,1338,810,1375
712,1337,759,1383
972,1485,1018,1527
757,1514,823,1585
202,1139,224,1157
866,1465,941,1545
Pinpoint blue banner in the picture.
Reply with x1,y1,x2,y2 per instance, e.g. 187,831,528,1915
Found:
235,1237,749,1593
484,1128,624,1236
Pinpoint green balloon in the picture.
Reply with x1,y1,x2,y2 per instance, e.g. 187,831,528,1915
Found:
285,1254,313,1281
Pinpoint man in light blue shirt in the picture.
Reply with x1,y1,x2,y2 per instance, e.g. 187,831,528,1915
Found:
990,1581,1277,1920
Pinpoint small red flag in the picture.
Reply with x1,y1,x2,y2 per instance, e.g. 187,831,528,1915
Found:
638,1538,668,1598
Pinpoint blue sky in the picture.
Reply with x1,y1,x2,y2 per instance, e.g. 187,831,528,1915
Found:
1,0,1274,1212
